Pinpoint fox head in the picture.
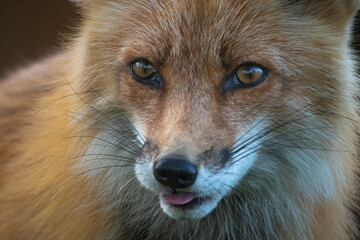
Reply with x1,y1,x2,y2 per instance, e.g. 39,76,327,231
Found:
70,0,359,231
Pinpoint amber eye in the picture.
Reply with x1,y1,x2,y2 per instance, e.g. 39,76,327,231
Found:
236,64,266,85
131,60,156,79
224,62,268,91
130,59,162,89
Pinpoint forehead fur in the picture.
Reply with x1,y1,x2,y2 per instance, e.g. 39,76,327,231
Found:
119,0,284,68
81,0,357,78
82,0,360,25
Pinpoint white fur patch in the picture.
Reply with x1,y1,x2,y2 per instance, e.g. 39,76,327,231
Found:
134,130,259,219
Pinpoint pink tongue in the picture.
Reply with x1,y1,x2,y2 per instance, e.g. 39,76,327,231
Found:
164,194,194,205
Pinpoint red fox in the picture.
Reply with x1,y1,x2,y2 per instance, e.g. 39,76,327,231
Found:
0,0,359,239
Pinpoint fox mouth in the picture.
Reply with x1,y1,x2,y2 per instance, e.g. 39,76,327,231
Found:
161,192,212,209
158,191,220,219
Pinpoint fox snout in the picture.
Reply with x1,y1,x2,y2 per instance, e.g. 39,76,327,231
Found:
135,138,246,219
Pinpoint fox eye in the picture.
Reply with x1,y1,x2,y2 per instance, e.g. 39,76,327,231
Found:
224,63,269,91
130,59,162,89
236,64,267,84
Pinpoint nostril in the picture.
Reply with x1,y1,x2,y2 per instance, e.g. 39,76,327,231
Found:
179,174,187,180
156,170,168,181
159,172,167,178
153,157,197,189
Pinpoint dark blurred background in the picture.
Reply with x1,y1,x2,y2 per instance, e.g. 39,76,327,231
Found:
0,1,359,78
0,0,80,77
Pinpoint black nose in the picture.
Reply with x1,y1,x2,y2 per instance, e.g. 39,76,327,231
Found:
153,157,197,189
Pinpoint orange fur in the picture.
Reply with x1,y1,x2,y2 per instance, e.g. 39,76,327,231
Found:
0,0,359,239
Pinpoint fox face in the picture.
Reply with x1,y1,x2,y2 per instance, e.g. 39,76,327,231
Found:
0,0,359,239
73,0,359,234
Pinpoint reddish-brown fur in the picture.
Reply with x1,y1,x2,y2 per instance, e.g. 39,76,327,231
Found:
0,0,359,239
